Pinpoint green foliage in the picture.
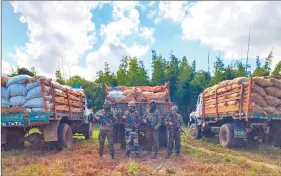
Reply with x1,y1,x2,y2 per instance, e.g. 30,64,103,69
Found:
151,55,167,85
253,50,273,77
10,67,37,77
66,75,104,110
95,62,117,86
127,162,140,175
117,56,129,85
55,70,65,84
271,61,281,77
126,57,149,86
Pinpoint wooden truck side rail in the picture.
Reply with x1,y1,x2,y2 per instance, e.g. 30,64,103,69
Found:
202,77,253,121
39,79,86,120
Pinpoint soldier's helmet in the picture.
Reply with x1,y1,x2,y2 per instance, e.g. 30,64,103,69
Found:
128,101,136,107
171,106,178,112
103,101,112,108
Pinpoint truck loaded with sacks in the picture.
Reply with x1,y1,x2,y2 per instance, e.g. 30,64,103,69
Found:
189,76,281,148
104,83,172,150
1,75,93,150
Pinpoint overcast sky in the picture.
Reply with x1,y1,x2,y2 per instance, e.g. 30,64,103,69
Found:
2,1,281,80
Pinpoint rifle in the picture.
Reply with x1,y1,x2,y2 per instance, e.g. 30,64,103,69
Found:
95,111,114,126
174,122,188,137
126,113,139,131
167,114,188,137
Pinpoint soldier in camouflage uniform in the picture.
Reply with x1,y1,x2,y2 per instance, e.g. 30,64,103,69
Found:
94,101,117,159
165,106,183,158
143,100,161,159
122,101,142,158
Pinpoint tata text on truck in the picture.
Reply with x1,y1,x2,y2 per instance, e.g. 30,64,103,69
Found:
1,76,93,150
189,76,281,148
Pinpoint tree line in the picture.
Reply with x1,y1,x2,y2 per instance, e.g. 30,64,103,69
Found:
8,50,281,121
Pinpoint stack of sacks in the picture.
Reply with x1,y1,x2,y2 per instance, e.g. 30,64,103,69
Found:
203,77,281,116
24,76,53,113
1,87,10,108
105,84,169,103
252,77,281,116
6,75,30,107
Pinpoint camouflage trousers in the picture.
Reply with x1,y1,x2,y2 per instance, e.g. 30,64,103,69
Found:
98,128,114,155
145,128,159,154
125,128,140,154
167,128,181,154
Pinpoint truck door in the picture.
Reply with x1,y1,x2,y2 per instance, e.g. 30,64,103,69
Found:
196,94,203,116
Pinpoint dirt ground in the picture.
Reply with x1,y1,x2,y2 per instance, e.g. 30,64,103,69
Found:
2,129,281,176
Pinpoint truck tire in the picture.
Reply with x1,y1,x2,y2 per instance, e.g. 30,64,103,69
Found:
5,128,25,150
56,123,73,150
219,123,235,148
84,123,93,140
189,123,201,139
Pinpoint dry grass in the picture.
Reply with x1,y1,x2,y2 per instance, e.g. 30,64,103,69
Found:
1,128,281,176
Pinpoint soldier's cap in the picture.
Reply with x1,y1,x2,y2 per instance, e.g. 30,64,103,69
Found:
128,101,136,107
171,106,178,111
149,100,156,105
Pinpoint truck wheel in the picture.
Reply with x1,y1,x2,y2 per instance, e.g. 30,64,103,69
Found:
57,123,73,150
189,123,201,139
5,128,25,150
84,123,93,140
219,123,235,148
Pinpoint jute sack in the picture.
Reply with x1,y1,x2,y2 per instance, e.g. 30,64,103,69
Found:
252,102,265,114
253,77,273,87
270,78,281,89
264,87,281,98
120,94,136,103
1,76,10,86
123,89,136,96
252,84,267,97
142,92,153,98
252,93,268,107
9,106,26,113
277,106,281,113
1,107,9,114
263,106,280,116
264,95,281,107
150,92,167,100
233,77,248,84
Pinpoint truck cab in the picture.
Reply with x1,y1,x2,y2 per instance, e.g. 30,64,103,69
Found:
189,93,203,126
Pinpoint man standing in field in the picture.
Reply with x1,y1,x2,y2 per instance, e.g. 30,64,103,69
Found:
94,101,117,159
122,101,142,158
165,106,183,158
143,100,161,159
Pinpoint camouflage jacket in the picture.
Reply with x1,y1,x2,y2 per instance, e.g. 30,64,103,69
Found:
143,110,161,130
94,109,117,129
166,113,183,130
123,111,142,129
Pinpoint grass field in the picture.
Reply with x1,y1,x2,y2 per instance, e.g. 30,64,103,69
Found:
2,129,281,176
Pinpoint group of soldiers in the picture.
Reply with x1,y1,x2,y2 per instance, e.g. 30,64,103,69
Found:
93,100,183,160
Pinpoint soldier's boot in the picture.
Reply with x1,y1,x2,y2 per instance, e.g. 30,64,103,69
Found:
165,153,172,159
99,152,103,158
153,152,158,159
176,153,180,157
111,154,115,160
135,152,140,158
126,150,131,158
